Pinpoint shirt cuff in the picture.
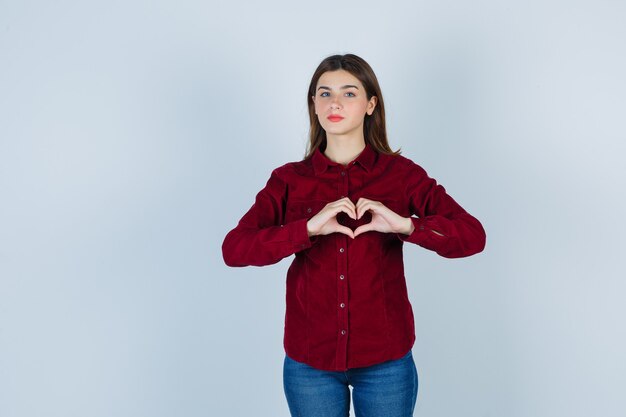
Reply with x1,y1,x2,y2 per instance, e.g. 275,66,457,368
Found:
396,217,428,245
289,218,317,252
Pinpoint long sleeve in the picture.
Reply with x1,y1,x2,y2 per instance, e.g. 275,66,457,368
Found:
222,168,314,267
397,161,486,258
222,144,487,371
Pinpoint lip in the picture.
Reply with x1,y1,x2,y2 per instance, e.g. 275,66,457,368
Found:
327,115,345,122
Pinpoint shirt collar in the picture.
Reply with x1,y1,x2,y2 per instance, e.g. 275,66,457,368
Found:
312,142,377,175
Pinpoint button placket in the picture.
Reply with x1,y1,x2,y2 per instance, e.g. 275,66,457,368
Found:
335,167,350,369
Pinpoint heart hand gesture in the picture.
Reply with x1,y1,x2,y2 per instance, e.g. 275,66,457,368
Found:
306,197,414,239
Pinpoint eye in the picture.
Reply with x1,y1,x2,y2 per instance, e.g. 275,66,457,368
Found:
345,92,356,97
320,92,329,97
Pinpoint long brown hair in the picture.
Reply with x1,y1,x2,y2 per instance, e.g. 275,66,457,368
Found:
304,53,401,159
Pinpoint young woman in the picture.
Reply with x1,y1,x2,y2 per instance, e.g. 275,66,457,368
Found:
222,53,486,417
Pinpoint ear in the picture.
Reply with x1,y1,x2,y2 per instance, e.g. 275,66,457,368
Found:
367,96,378,115
311,95,317,114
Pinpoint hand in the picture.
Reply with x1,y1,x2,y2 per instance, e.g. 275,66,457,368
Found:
353,197,414,237
307,197,357,239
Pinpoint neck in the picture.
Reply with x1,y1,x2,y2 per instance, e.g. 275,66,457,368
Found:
323,135,366,166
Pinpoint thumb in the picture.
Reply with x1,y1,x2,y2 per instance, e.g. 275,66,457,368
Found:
336,225,355,239
353,223,375,237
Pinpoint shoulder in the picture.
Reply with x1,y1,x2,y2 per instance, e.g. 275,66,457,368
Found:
254,156,314,193
269,156,314,180
381,152,429,177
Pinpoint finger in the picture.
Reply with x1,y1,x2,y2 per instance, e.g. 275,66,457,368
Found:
354,223,375,237
357,200,385,219
332,200,356,219
336,196,356,207
341,204,357,220
338,197,356,208
355,198,364,217
335,225,355,239
341,197,357,213
323,202,353,220
355,200,363,219
356,201,373,219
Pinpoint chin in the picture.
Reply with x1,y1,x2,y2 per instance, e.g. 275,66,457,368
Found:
322,124,352,134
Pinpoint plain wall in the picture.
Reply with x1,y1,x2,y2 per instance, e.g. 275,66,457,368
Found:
1,1,625,416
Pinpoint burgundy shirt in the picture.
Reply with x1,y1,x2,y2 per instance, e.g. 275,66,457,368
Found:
222,143,486,371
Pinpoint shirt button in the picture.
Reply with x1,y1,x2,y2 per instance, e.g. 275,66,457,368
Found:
341,171,346,176
340,195,345,198
341,330,347,335
306,207,312,213
339,247,344,253
340,303,345,308
339,274,345,280
419,225,425,231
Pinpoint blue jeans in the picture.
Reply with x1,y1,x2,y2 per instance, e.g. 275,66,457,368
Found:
283,350,418,417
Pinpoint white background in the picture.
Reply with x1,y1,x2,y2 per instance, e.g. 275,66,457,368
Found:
1,1,625,416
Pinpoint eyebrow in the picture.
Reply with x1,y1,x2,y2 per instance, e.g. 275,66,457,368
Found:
317,85,359,91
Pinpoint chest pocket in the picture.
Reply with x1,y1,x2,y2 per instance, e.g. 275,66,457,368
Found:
284,199,328,225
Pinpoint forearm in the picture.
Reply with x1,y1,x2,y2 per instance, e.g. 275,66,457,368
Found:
222,218,313,267
398,213,486,258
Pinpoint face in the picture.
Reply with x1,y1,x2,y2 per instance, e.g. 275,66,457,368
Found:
312,69,377,140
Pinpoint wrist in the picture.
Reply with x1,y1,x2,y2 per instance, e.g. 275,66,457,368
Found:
399,217,415,235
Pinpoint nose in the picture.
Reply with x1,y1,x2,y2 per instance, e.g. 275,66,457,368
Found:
330,98,342,110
